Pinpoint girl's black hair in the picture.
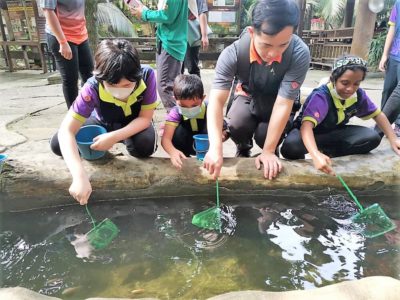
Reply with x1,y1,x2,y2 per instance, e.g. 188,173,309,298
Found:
173,74,204,100
93,39,142,84
330,55,367,83
252,0,299,35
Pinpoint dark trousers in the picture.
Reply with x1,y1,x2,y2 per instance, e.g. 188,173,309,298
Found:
381,57,400,126
280,125,381,159
227,95,286,151
375,80,400,136
47,34,94,109
172,124,207,156
156,49,183,112
50,117,157,158
181,44,201,77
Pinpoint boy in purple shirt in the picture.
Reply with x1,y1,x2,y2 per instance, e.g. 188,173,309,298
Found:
161,74,227,169
50,39,158,204
281,56,400,175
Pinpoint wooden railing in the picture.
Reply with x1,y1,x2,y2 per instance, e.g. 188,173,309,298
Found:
302,28,354,69
99,37,238,62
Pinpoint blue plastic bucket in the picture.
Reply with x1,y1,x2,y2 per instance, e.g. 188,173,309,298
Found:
0,154,8,173
193,134,209,161
76,125,107,160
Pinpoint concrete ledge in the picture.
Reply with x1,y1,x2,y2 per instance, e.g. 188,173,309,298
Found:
2,276,399,299
1,139,399,212
208,276,400,300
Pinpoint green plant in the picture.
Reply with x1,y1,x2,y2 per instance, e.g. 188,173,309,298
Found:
368,31,387,70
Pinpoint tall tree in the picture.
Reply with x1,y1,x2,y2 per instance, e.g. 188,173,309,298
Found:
85,0,99,56
351,0,376,59
343,0,355,27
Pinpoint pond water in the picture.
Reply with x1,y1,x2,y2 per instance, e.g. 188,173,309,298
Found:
1,189,399,299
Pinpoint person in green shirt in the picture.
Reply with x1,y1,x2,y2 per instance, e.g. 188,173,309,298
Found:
130,0,188,112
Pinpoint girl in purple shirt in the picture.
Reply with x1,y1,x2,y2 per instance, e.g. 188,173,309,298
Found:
281,56,400,175
50,39,158,204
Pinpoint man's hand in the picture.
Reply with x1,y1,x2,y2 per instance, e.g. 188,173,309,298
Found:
59,42,72,60
91,133,116,151
203,148,223,179
255,151,282,180
69,174,92,205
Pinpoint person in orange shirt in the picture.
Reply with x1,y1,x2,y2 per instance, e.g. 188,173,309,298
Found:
40,0,94,108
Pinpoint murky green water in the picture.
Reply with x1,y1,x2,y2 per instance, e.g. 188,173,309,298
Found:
1,189,399,299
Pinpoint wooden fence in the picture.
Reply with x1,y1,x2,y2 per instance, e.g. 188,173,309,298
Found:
302,27,354,70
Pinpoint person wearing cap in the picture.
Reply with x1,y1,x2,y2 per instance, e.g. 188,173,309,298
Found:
203,0,310,180
280,55,400,175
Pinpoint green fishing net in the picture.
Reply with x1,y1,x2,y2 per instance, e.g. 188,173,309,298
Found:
192,207,221,231
351,203,396,238
192,179,222,232
85,205,119,250
337,175,396,238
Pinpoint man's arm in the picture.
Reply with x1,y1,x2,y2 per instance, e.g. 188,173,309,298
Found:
255,96,292,179
256,37,310,179
202,42,237,178
379,25,395,71
199,11,209,50
203,89,230,178
142,0,183,24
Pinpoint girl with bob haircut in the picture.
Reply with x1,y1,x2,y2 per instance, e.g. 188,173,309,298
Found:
50,39,159,205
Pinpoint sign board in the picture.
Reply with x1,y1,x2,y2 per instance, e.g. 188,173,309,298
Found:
6,0,37,40
207,0,241,35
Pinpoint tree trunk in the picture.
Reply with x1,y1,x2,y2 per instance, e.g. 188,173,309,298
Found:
343,0,355,28
350,0,376,59
296,0,306,37
85,0,98,56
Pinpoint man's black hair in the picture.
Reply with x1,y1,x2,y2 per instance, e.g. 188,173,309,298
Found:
252,0,300,36
93,39,142,84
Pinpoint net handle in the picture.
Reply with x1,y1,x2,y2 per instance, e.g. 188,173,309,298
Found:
85,204,97,228
337,175,364,212
216,178,222,233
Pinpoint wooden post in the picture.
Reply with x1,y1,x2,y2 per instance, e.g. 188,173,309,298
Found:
32,0,47,73
0,2,15,72
350,0,376,59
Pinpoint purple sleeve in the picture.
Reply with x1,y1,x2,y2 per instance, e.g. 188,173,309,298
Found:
141,68,157,106
165,106,182,123
71,83,99,118
390,5,397,23
355,89,378,118
302,92,330,125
